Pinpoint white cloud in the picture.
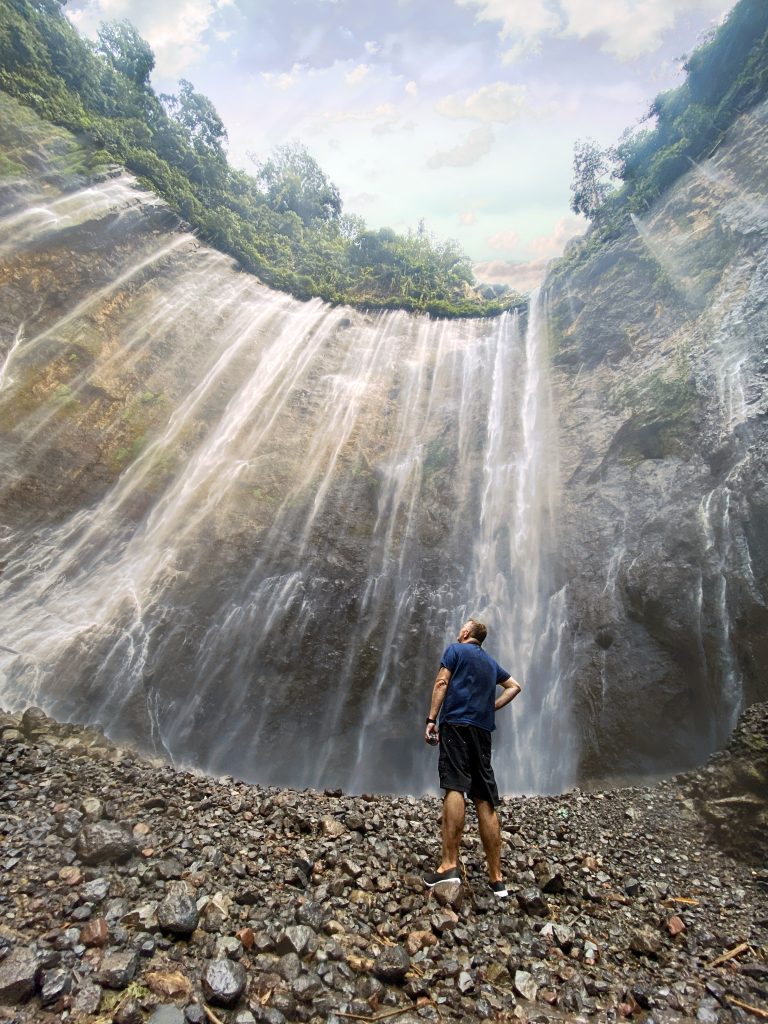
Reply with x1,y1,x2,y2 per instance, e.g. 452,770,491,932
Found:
437,81,527,123
364,40,381,55
426,126,495,169
456,0,727,62
473,257,549,292
345,63,371,86
347,191,379,210
67,0,220,76
487,227,520,251
405,80,419,98
459,210,477,225
261,63,307,90
526,213,587,258
315,102,397,126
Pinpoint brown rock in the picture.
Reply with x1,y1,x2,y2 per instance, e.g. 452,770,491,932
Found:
667,915,686,936
236,927,255,950
145,970,192,998
58,866,83,886
320,815,346,838
432,881,464,910
405,930,437,956
80,918,109,948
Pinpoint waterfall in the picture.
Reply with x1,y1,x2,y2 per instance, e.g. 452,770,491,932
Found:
0,172,575,795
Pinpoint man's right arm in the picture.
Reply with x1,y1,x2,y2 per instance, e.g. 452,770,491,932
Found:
425,666,452,743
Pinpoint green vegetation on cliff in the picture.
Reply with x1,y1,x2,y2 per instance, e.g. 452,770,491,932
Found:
569,0,768,242
0,0,521,318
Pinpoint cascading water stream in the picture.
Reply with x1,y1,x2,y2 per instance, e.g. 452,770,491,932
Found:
0,171,576,795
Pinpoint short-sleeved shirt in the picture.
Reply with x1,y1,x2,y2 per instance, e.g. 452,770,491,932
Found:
439,641,511,733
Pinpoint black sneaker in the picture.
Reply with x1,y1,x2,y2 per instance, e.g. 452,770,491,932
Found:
424,867,461,887
489,881,508,898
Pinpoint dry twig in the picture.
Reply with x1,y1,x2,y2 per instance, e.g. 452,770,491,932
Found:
706,942,751,969
200,1002,226,1024
726,995,768,1019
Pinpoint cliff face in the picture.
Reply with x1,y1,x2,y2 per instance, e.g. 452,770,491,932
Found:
0,95,570,796
546,98,768,781
1,89,767,794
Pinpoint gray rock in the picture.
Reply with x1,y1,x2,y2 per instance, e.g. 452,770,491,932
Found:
75,821,136,865
148,1006,186,1024
276,952,303,982
275,925,318,957
629,925,662,956
97,949,139,989
40,967,71,1005
114,998,144,1024
291,971,324,1002
201,957,247,1008
157,881,200,935
514,970,538,1001
71,982,102,1015
516,888,549,916
0,947,39,1004
372,944,410,983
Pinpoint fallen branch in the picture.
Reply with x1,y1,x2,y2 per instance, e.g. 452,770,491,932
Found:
706,943,751,969
664,897,700,906
726,996,768,1019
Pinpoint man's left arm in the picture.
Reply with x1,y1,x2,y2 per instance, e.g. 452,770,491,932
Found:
495,675,522,711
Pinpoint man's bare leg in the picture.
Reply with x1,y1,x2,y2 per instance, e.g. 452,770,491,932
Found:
438,790,466,870
474,799,502,883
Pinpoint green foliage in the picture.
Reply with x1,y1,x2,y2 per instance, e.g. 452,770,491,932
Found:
570,138,617,221
254,141,341,226
96,20,154,89
0,0,520,317
568,0,768,236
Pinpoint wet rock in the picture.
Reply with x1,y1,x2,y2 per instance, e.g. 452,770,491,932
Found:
372,945,410,983
201,957,247,1007
157,882,200,935
0,947,39,1003
75,822,136,865
516,888,549,916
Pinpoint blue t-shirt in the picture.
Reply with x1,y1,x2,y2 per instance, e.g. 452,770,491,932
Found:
440,641,510,733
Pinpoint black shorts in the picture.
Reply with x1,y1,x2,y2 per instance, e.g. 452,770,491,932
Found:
438,722,500,807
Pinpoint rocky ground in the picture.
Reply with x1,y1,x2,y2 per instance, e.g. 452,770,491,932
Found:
0,705,766,1024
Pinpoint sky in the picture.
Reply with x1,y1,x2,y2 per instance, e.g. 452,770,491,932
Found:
66,0,732,289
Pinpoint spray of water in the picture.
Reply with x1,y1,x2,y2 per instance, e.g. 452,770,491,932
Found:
0,175,576,795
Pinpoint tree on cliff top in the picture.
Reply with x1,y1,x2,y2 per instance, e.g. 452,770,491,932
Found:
569,139,617,222
254,142,342,227
96,20,155,90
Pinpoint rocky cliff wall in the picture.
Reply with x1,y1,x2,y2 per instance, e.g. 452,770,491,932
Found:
546,97,768,782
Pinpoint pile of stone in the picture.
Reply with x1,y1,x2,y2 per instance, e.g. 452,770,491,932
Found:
0,704,766,1024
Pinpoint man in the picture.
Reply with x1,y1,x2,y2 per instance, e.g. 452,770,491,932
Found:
424,619,521,898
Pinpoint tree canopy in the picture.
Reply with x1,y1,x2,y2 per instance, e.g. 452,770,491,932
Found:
569,0,768,235
0,0,521,317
